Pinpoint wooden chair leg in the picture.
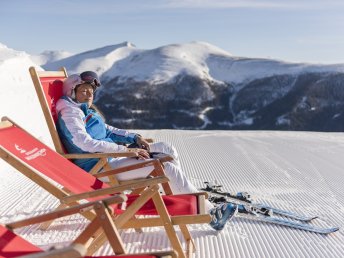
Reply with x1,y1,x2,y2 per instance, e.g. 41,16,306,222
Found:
151,193,186,258
85,213,133,255
179,224,195,257
94,202,126,254
73,218,103,253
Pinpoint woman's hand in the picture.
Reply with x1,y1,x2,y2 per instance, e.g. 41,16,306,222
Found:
135,135,151,152
128,148,150,160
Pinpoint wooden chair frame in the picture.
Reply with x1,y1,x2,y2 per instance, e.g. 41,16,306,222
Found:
3,195,177,258
0,118,211,258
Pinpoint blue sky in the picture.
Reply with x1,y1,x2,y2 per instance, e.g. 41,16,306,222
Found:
1,0,343,64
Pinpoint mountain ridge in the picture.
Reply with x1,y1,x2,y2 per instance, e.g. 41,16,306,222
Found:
1,41,344,131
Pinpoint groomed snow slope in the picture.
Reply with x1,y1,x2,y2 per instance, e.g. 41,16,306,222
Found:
0,129,343,258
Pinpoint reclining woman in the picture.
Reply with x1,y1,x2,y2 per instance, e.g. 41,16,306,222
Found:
56,71,238,231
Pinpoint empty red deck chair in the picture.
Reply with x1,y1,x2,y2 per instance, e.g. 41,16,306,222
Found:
0,117,210,258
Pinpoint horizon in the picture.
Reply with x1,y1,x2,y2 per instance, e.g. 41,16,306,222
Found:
1,0,344,64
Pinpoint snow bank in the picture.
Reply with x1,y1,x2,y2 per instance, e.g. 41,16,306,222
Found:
0,44,52,144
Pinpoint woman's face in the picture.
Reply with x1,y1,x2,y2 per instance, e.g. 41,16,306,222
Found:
75,83,94,107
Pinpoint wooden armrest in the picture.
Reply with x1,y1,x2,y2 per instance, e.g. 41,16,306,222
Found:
61,176,169,204
181,191,209,198
94,159,161,178
63,152,137,159
94,155,173,179
6,195,127,230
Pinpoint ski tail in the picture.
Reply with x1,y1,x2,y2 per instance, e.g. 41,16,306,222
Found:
236,212,339,234
255,204,318,222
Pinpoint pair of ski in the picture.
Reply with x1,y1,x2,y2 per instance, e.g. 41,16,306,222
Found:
200,182,339,234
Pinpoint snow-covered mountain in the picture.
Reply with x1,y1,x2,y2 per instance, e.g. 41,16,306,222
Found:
1,41,344,132
43,41,137,76
42,41,344,131
43,41,344,84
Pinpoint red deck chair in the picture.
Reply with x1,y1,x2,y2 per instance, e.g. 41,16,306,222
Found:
0,117,210,258
29,66,172,192
0,196,177,258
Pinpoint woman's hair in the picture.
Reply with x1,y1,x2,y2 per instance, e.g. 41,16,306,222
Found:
90,104,106,121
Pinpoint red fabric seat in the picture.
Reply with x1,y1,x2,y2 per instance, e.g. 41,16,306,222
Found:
127,194,197,216
0,125,198,217
0,225,41,257
0,226,165,258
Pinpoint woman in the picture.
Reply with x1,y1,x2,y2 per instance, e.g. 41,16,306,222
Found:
56,71,237,231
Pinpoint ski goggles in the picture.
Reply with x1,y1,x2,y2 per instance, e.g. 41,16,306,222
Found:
79,71,101,87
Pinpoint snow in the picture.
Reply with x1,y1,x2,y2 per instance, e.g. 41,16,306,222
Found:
1,42,344,257
276,114,291,126
208,57,344,84
0,44,52,146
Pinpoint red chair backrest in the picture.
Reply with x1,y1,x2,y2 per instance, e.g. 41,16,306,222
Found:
0,123,107,198
38,77,65,123
30,67,68,154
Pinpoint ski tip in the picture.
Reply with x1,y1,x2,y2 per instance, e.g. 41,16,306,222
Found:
332,227,340,233
324,227,340,234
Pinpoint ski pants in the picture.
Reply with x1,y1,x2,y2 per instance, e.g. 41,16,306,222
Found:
106,141,213,211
